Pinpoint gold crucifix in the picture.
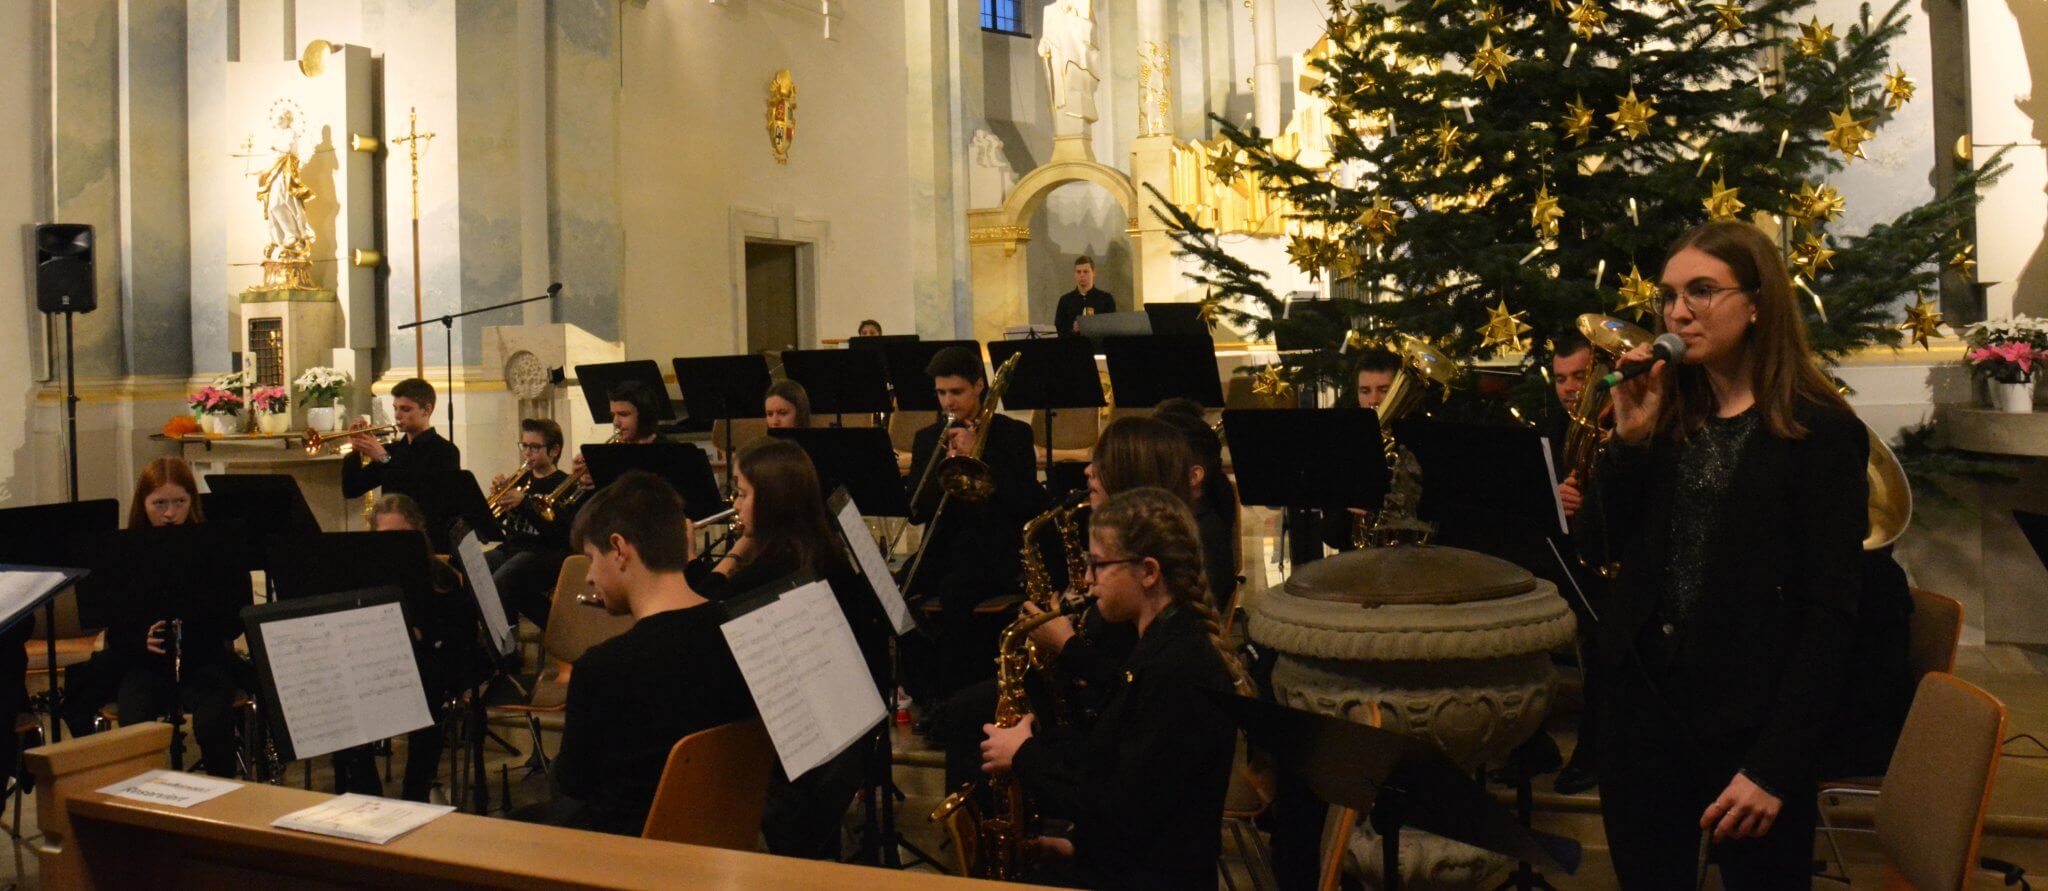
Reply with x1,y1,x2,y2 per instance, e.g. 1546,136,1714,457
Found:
392,107,436,378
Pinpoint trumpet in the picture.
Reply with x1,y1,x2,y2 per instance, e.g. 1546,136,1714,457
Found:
487,465,535,519
304,423,399,457
529,432,622,522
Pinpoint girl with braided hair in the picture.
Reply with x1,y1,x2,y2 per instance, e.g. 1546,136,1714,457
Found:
980,487,1247,889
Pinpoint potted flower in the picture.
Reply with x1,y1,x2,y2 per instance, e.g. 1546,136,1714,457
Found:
1962,316,2048,413
188,386,245,435
295,366,352,432
250,386,290,434
212,369,252,400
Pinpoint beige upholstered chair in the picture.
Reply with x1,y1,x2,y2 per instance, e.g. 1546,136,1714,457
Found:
641,718,775,851
1875,673,2006,891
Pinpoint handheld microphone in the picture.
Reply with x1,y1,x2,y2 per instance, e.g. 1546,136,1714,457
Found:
1596,332,1687,390
546,282,562,297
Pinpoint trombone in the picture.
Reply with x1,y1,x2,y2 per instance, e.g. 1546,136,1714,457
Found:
304,424,399,457
901,352,1021,597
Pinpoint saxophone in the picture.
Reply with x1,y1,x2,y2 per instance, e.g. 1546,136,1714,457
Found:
929,594,1094,879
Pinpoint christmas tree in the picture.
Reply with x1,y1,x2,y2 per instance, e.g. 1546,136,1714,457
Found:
1164,0,2004,392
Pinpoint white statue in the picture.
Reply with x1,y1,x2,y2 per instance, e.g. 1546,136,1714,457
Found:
257,100,315,262
1038,0,1100,126
968,129,1019,207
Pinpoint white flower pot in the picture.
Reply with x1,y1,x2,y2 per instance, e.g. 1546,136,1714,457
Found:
1992,379,2036,413
306,406,339,433
259,412,291,435
202,413,240,435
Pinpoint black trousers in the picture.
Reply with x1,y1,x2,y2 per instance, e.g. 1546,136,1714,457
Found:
117,663,238,778
1596,666,1816,890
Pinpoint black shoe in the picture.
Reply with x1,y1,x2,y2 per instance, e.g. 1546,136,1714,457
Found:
1553,764,1598,795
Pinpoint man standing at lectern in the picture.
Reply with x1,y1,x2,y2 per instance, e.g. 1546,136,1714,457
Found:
1053,255,1116,335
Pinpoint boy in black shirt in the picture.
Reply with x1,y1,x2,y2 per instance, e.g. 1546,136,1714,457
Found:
553,471,758,836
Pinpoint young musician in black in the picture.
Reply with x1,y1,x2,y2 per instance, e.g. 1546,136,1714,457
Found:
980,487,1247,890
565,379,667,505
763,379,812,430
1544,333,1605,795
1052,255,1117,336
1596,221,1865,887
553,471,757,836
1152,399,1241,611
905,345,1044,698
486,418,572,629
341,377,461,499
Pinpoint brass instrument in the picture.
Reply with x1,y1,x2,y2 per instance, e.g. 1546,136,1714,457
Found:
929,594,1096,879
529,432,622,522
936,352,1023,502
304,423,399,457
1864,424,1911,550
1354,336,1462,547
1562,314,1654,488
487,465,535,519
1017,493,1092,679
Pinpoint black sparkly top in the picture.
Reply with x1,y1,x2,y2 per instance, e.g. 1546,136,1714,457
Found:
1661,407,1760,626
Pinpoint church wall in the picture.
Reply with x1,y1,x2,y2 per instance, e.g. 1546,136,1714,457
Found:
614,0,917,360
1,0,47,506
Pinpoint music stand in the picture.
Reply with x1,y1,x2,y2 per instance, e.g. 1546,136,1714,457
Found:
383,469,500,553
0,499,119,741
202,474,321,533
1392,418,1567,538
2017,510,2048,579
1223,409,1390,511
241,585,435,763
1277,298,1350,352
780,348,894,424
573,360,676,425
264,531,438,613
0,566,87,637
1103,335,1226,408
847,334,919,353
581,442,729,521
1075,310,1153,349
1145,302,1211,338
1211,691,1573,891
988,337,1107,477
769,428,913,517
673,354,773,488
880,339,977,415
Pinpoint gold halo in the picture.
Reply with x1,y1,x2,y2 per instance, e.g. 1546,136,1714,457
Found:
300,40,336,77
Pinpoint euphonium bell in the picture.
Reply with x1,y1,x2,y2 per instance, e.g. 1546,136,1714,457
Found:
1563,314,1653,485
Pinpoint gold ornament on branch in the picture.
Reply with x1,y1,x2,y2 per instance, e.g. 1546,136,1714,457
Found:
1287,236,1334,280
1481,299,1534,352
1898,294,1943,349
1790,232,1837,278
1251,365,1298,400
1703,175,1745,220
1710,0,1746,34
1824,101,1874,160
1208,147,1243,181
1794,18,1836,57
1356,196,1401,244
1786,181,1846,224
1531,186,1564,239
1562,96,1597,146
1882,65,1916,110
1469,35,1513,88
1609,89,1657,141
1431,120,1474,164
1566,0,1608,38
1948,240,1977,278
1615,264,1660,320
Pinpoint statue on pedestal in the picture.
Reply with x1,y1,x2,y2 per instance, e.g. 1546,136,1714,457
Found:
1039,0,1100,134
253,99,318,292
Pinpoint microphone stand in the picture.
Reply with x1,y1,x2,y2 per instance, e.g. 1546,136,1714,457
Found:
396,284,562,455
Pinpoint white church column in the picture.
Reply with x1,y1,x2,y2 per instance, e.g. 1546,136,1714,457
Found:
1130,0,1179,306
1252,0,1282,134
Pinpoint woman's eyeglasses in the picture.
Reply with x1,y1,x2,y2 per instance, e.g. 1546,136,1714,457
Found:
1658,283,1748,315
1084,556,1144,573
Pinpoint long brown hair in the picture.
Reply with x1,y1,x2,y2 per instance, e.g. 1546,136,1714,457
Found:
1654,221,1848,442
127,457,205,529
1093,416,1196,506
734,439,844,577
1090,487,1251,692
764,380,813,428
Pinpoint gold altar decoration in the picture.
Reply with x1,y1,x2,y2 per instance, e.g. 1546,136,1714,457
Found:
1138,42,1173,137
768,69,798,165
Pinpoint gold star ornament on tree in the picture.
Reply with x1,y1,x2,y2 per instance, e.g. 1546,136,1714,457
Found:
1469,35,1513,88
1251,365,1297,400
1615,264,1660,320
1531,186,1564,239
1824,102,1874,160
1948,239,1977,278
1898,294,1943,349
1609,90,1657,141
1710,0,1745,34
1480,299,1533,352
1566,0,1608,38
1356,196,1401,244
1786,181,1845,224
1431,120,1473,165
1790,233,1837,278
1703,176,1745,220
1794,18,1836,57
1209,147,1242,181
1562,96,1597,145
1882,65,1916,110
1287,236,1333,280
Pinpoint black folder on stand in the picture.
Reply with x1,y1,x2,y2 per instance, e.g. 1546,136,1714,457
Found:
581,442,728,521
780,348,894,419
574,360,677,424
769,428,912,517
1103,334,1225,408
1222,409,1389,510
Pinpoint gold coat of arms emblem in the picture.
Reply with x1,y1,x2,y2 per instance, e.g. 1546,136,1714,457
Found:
767,69,797,164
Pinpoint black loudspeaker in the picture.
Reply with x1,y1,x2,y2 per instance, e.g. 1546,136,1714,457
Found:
35,223,96,314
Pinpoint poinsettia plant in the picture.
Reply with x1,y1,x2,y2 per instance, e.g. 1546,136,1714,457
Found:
249,386,289,413
1962,316,2048,383
294,366,351,406
188,386,244,416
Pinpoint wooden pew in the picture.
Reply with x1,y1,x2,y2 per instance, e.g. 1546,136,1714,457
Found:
27,723,1000,890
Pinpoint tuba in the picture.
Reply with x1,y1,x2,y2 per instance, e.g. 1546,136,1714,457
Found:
1864,424,1911,550
1562,314,1654,488
1354,335,1462,547
930,594,1095,879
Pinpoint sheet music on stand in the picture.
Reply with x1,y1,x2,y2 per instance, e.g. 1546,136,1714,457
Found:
242,587,435,762
720,577,888,779
0,565,85,636
827,489,913,635
453,531,516,657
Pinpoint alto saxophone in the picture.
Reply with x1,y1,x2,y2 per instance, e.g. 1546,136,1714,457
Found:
929,594,1094,880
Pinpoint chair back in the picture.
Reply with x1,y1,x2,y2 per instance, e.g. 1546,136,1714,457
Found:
1876,672,2006,891
1030,408,1099,452
543,555,635,665
640,718,775,850
709,418,770,457
1906,588,1963,677
887,410,928,453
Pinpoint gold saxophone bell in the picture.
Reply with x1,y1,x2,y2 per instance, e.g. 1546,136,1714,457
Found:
305,424,399,457
1354,336,1463,547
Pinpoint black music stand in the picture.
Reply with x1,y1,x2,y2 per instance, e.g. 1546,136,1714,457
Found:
769,428,913,517
780,348,894,425
988,337,1106,477
1074,310,1153,348
0,499,118,742
1103,334,1226,408
383,469,500,553
1212,692,1573,891
2016,510,2048,572
201,475,322,590
0,566,84,636
881,339,977,415
1224,409,1390,512
264,531,438,612
574,360,677,426
1393,418,1567,538
581,442,729,521
240,585,434,764
847,334,919,353
71,522,254,771
673,354,774,487
1145,302,1211,337
1277,298,1352,352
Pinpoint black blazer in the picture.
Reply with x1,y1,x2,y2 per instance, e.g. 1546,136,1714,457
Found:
1591,399,1866,793
1013,604,1236,890
341,427,463,498
905,412,1045,596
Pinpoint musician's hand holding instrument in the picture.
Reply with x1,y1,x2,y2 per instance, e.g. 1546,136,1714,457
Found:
1558,472,1583,519
1018,600,1076,653
978,712,1035,773
349,418,391,462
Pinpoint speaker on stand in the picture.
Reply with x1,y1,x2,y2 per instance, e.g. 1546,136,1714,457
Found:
32,223,94,743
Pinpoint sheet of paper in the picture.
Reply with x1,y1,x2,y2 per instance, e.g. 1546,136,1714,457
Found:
272,793,455,844
98,770,242,808
261,602,434,760
1538,436,1568,536
455,532,515,656
0,568,71,631
833,500,913,635
721,580,888,779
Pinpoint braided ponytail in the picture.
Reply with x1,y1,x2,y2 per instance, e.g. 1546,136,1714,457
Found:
1092,487,1254,693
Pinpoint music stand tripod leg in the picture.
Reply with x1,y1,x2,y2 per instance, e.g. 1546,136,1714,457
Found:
1369,786,1411,891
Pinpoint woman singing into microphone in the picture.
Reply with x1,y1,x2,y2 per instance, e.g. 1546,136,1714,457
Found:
1595,221,1865,888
